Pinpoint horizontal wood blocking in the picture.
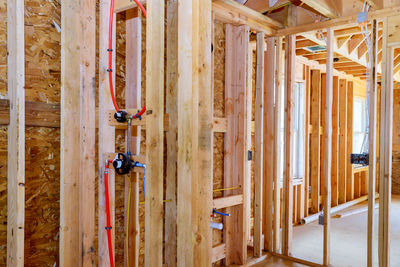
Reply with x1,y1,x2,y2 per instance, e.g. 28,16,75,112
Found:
0,99,60,127
213,195,243,209
212,244,226,263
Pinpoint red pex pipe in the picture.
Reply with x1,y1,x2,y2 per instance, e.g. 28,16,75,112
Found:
104,161,115,267
108,0,147,113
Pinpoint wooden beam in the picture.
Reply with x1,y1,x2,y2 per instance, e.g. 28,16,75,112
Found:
346,81,354,201
282,5,296,255
145,0,164,266
275,6,400,36
338,79,348,204
304,65,311,217
114,0,144,13
331,76,339,207
367,20,378,267
0,100,60,127
254,32,265,258
323,28,334,266
273,37,283,253
177,0,213,266
224,24,249,265
310,69,321,213
213,195,243,209
264,36,275,253
98,0,117,265
78,0,97,264
301,0,339,18
165,0,178,266
378,16,393,267
212,244,226,263
125,12,141,267
212,0,282,34
348,34,365,54
60,0,80,265
6,0,25,264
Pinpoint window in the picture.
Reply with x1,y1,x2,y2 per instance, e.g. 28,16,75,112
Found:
353,97,368,153
279,82,305,180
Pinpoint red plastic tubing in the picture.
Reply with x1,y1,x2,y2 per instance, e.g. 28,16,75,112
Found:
104,161,114,267
108,0,147,114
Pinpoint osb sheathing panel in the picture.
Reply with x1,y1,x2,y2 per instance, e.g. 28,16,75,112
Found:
213,20,225,250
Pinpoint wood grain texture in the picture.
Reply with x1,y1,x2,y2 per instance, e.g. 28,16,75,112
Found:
346,81,354,201
224,24,249,265
6,0,25,265
165,0,178,266
331,76,339,207
145,0,164,266
310,70,321,214
60,0,80,265
338,79,347,204
254,31,264,257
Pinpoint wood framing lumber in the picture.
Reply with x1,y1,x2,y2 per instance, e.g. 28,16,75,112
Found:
60,0,81,265
367,19,378,267
323,28,334,266
310,69,321,213
331,76,339,207
165,0,178,266
98,0,116,267
321,74,326,203
212,244,226,263
304,65,311,217
7,0,25,265
275,6,400,36
346,81,354,201
78,0,97,264
98,0,117,262
213,195,243,209
177,0,213,266
338,79,347,204
301,0,339,19
212,0,282,35
246,40,253,247
145,0,164,266
125,12,141,267
263,36,274,253
282,5,295,255
0,100,60,127
273,37,283,254
114,0,145,13
254,32,265,258
224,24,249,265
379,16,393,267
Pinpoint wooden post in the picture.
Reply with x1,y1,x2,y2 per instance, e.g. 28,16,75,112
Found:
165,0,178,266
310,70,321,213
338,79,347,204
145,0,164,266
98,0,116,265
254,32,265,257
224,24,249,265
282,5,296,254
379,16,394,267
304,65,310,217
177,0,213,266
273,37,283,253
331,76,339,207
323,28,334,266
78,0,97,264
367,19,378,267
7,0,25,265
60,0,81,265
347,81,354,201
125,11,142,267
264,36,275,253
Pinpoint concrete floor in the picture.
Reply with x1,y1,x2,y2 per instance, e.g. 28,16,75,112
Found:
288,194,400,267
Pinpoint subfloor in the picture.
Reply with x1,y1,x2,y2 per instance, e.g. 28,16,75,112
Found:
253,256,307,267
288,194,400,267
